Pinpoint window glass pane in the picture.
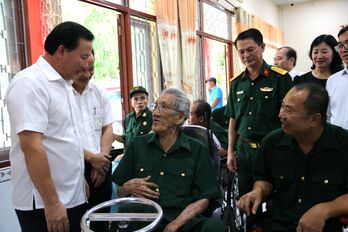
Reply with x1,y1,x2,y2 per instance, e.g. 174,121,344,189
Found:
105,0,124,5
62,0,124,148
0,0,23,150
203,2,230,40
129,0,155,15
131,16,161,105
204,38,228,105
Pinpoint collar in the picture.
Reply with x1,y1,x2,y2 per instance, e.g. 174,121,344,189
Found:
72,83,92,95
343,67,348,75
241,60,269,80
147,131,192,153
132,107,151,118
37,56,66,82
278,124,340,152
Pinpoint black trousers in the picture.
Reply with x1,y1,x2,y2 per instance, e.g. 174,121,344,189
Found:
85,161,112,232
15,203,87,232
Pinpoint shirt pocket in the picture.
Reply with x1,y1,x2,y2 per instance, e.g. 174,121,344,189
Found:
309,175,343,203
135,164,153,178
166,168,194,195
234,93,248,118
94,115,103,130
272,169,295,195
258,90,276,117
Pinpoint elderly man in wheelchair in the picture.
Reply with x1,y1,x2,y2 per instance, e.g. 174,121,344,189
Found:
111,88,227,232
237,84,348,232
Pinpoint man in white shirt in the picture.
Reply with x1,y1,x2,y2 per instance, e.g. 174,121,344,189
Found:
326,25,348,129
274,46,300,79
6,22,94,232
72,51,115,232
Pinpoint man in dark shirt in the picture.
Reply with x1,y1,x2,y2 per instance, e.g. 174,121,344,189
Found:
113,86,152,148
237,83,348,232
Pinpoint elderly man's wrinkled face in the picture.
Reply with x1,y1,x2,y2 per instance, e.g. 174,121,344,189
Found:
131,92,148,115
152,93,183,133
278,88,316,137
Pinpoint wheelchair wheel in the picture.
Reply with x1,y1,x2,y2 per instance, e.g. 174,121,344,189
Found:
222,172,246,232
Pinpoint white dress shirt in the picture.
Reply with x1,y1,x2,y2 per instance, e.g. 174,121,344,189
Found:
326,68,348,129
73,83,116,153
5,56,86,210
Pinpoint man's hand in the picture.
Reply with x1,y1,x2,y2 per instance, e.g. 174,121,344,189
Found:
88,152,111,175
227,149,237,172
122,176,160,199
91,168,106,187
296,203,328,232
163,220,180,232
44,201,69,232
237,189,262,216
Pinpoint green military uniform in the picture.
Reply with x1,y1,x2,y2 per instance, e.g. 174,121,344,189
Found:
212,106,229,131
211,121,228,150
113,132,226,231
255,124,348,232
225,61,292,195
123,107,152,147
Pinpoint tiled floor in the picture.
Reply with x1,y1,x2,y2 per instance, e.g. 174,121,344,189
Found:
0,167,21,232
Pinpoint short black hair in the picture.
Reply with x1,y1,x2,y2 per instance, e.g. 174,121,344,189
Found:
309,34,342,74
235,28,263,47
338,25,348,37
294,83,329,125
280,46,297,66
193,100,211,125
44,21,94,55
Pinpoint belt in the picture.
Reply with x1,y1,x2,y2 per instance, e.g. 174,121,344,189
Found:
242,137,260,149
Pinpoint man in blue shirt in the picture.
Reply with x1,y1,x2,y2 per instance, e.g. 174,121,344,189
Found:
206,77,223,111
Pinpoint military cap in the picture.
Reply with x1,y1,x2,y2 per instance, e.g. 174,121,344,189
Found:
129,86,148,98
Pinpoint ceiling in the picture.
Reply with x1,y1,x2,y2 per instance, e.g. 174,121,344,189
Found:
272,0,315,6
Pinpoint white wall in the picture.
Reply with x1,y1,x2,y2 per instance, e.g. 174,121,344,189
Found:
228,0,280,28
279,0,348,72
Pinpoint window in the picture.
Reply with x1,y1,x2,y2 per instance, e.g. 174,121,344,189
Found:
0,0,25,158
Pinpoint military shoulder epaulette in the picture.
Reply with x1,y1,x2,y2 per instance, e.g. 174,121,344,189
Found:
230,71,244,82
271,66,288,75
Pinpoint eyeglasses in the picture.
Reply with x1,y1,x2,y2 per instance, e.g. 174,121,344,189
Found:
334,41,348,52
151,103,180,113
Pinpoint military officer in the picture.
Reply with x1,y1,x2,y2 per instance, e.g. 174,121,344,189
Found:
237,83,348,232
113,86,153,148
225,28,293,197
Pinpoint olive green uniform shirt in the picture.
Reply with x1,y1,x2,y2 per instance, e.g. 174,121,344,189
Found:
211,121,228,150
123,107,152,146
212,106,229,130
113,132,221,222
255,124,348,231
225,61,292,140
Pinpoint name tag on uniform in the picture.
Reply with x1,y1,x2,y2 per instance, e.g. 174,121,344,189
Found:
236,90,245,95
260,87,273,92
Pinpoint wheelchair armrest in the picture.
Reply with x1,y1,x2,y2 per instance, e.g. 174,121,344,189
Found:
339,215,348,225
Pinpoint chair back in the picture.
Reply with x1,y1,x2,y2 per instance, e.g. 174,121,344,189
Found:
181,125,221,180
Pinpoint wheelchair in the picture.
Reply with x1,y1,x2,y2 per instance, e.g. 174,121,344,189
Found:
181,125,246,232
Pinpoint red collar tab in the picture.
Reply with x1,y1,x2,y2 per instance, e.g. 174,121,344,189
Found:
263,68,269,77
